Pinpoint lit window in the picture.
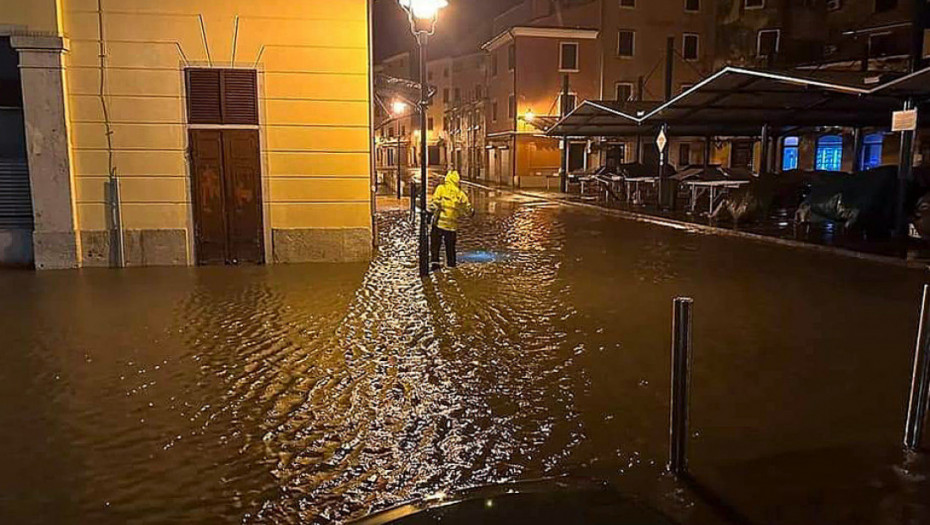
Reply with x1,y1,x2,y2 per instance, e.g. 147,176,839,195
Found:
816,135,843,171
782,136,799,171
860,133,884,170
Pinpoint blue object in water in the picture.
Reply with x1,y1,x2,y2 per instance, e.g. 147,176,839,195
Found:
459,251,498,264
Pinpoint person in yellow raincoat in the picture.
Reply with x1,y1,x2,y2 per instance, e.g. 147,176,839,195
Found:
429,170,474,269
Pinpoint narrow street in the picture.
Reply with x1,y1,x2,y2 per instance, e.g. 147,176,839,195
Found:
1,184,929,524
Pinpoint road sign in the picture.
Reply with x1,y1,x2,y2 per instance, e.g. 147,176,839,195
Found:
893,109,918,132
656,128,668,152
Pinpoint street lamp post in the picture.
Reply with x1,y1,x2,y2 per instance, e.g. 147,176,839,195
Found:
399,0,447,278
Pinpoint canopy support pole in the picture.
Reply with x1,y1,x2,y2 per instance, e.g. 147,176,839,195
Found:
759,124,771,176
658,123,669,209
852,128,864,173
704,136,712,170
896,98,917,237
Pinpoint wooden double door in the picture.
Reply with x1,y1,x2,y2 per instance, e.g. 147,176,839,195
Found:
189,129,264,265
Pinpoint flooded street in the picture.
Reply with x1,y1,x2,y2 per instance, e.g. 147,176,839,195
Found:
2,187,930,524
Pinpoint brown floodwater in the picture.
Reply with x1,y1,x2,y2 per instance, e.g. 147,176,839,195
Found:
1,188,929,524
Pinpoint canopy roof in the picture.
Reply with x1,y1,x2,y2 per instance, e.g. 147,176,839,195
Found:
548,66,930,138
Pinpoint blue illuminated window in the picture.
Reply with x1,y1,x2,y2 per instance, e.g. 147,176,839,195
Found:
860,133,883,171
782,136,799,171
816,135,843,172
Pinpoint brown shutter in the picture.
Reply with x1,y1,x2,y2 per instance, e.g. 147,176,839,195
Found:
186,69,223,124
221,70,258,125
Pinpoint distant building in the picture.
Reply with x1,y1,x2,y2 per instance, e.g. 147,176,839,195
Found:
0,0,374,269
484,26,600,187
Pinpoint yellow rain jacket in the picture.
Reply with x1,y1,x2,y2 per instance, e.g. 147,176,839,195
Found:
430,171,474,231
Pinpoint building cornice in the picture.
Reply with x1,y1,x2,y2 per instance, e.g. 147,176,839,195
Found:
482,26,599,52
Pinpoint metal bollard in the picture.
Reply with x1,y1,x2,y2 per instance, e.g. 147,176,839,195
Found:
669,297,694,475
905,285,930,451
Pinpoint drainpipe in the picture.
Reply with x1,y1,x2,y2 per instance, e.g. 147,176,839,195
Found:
665,37,675,103
97,0,125,268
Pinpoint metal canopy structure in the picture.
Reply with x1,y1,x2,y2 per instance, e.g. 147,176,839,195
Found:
548,66,930,138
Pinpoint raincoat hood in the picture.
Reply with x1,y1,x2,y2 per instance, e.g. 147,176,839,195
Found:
445,171,460,188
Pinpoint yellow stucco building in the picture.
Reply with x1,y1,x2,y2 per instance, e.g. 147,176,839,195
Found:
0,0,374,269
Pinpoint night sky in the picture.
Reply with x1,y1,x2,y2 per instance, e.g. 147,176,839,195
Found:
373,0,522,62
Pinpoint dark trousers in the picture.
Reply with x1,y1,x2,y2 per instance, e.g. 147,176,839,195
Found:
430,226,457,267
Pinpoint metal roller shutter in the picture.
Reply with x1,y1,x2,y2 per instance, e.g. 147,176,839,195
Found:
0,159,32,228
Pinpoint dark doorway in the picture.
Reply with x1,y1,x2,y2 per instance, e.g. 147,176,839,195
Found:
0,37,32,236
731,141,754,170
568,143,586,172
189,129,264,265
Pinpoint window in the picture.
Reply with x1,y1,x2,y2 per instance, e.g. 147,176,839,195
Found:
508,44,515,70
475,84,483,99
560,42,579,71
620,0,635,7
816,135,843,171
508,94,516,119
454,88,461,102
618,31,635,57
745,0,764,8
782,136,799,171
401,125,406,136
757,29,781,56
428,70,434,81
444,68,449,78
860,133,884,170
869,32,897,57
685,0,700,11
492,101,498,122
679,144,691,166
683,33,699,61
428,117,434,131
186,69,258,125
491,53,498,76
616,82,634,101
443,88,450,103
875,0,897,13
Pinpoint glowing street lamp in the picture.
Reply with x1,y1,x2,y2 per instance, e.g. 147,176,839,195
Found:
391,100,409,117
398,0,448,278
523,110,536,123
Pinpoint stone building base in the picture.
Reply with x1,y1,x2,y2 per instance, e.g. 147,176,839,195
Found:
81,229,189,267
272,228,372,263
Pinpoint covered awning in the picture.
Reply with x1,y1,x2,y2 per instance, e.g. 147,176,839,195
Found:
548,66,930,138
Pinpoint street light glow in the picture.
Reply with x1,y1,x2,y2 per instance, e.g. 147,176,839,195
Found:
398,0,448,20
392,100,408,116
524,110,535,123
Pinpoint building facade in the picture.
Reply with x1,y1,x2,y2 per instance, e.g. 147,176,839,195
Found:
0,0,374,269
484,26,601,188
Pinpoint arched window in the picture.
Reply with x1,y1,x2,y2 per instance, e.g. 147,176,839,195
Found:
782,136,800,171
860,133,884,171
816,135,843,172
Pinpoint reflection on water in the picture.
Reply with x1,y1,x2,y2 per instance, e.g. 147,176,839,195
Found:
0,189,929,524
